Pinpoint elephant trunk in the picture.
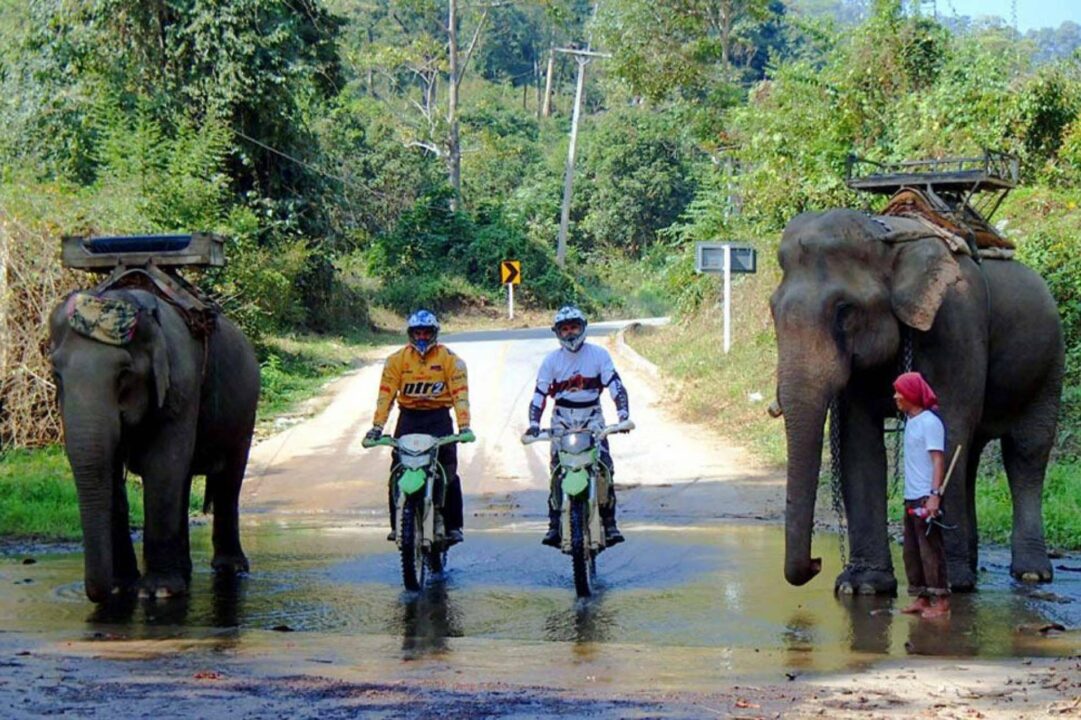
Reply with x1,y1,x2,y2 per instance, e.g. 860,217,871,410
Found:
777,360,844,587
63,414,121,603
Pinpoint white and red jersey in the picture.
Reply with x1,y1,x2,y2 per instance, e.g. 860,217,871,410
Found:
529,343,629,427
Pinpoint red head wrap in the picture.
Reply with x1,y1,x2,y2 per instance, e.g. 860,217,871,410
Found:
893,371,938,411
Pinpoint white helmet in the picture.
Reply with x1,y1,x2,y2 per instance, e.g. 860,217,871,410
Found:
552,305,587,352
406,309,439,355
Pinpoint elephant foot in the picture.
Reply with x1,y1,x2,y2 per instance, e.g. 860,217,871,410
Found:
947,564,978,593
112,572,140,596
212,552,250,575
834,565,897,596
1011,557,1053,584
138,573,189,600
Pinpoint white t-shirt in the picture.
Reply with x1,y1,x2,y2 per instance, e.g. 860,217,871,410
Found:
903,409,945,500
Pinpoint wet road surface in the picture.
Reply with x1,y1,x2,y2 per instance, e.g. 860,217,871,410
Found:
1,322,1078,717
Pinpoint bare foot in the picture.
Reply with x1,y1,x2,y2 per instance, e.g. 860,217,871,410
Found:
921,600,950,619
901,598,930,614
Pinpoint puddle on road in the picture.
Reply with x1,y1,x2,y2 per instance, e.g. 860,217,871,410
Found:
1,519,1077,682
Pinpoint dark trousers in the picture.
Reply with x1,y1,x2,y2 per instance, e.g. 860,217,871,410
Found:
390,408,463,532
903,498,950,597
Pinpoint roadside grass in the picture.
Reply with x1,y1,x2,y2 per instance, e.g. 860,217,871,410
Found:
627,252,1081,551
627,260,786,468
1,331,389,542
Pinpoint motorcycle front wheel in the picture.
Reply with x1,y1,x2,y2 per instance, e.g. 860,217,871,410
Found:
400,497,426,591
570,498,594,598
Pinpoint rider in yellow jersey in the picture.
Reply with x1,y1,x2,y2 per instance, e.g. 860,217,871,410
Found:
366,310,472,544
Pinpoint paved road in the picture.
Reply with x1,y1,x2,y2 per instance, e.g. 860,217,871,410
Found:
242,319,781,523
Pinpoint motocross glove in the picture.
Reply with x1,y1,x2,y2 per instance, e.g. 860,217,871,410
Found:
364,426,383,442
458,427,476,443
525,424,541,438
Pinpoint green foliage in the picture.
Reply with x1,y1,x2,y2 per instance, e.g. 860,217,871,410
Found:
368,186,586,313
597,0,782,103
576,109,701,256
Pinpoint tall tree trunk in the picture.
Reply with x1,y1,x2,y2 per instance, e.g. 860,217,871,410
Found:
542,50,555,117
447,0,461,211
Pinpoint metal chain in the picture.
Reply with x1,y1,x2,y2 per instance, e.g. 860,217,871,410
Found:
891,329,915,495
828,396,847,567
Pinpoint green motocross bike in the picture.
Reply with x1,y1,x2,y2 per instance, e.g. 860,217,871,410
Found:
521,420,634,597
363,430,474,591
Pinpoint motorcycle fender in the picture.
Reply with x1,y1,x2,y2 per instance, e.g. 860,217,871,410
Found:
562,468,589,497
398,468,427,495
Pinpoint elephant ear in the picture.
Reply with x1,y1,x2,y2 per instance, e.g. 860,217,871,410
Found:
889,238,962,331
146,308,171,408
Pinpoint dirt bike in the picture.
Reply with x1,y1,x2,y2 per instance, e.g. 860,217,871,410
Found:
521,420,634,597
362,430,474,591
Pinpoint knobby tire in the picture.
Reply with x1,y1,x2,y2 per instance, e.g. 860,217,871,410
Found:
400,498,426,591
570,498,593,597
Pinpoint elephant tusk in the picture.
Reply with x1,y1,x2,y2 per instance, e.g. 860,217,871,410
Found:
768,400,783,418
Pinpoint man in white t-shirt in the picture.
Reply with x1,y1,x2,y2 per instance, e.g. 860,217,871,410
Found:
525,306,630,547
893,371,949,619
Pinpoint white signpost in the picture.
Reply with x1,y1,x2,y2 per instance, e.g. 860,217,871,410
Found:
500,260,521,320
694,242,757,354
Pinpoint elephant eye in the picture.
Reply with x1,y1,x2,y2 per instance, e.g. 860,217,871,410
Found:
833,301,856,332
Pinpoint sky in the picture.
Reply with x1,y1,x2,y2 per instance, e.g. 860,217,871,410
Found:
934,0,1080,32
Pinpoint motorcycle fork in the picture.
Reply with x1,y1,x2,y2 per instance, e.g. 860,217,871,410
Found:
394,462,436,551
560,470,602,553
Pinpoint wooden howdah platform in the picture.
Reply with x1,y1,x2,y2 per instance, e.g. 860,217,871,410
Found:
61,233,225,272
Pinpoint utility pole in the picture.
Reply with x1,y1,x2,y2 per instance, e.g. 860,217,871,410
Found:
554,47,610,266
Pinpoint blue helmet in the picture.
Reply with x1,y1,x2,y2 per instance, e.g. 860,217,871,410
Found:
406,309,439,355
552,305,587,352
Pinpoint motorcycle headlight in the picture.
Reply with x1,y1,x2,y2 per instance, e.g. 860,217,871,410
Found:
399,453,429,469
559,450,593,470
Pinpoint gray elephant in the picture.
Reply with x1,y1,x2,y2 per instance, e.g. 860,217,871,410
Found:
771,209,1063,594
49,287,259,602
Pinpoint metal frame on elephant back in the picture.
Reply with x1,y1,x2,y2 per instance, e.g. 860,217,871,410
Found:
60,233,224,339
845,150,1018,257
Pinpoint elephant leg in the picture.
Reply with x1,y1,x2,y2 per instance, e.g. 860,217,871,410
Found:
178,474,193,580
942,438,985,592
138,441,197,599
110,463,139,591
209,447,249,575
1002,430,1054,583
835,388,897,596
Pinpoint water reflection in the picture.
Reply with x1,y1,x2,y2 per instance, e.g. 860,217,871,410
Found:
398,583,462,660
543,594,614,646
782,608,818,673
837,594,893,655
210,573,247,628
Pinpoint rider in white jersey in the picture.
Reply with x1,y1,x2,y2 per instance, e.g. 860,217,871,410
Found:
526,306,630,547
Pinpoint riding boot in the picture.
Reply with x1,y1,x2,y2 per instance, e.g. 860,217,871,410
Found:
600,505,624,545
542,508,561,547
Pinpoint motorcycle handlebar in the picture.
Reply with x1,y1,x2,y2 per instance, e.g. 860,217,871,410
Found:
362,431,476,450
520,419,635,445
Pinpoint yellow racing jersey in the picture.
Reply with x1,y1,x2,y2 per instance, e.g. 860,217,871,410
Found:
374,344,470,428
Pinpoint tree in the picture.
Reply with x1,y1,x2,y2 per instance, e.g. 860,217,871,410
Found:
597,0,780,104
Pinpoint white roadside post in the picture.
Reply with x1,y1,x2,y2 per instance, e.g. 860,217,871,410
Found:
501,260,521,321
695,242,757,355
723,244,732,354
